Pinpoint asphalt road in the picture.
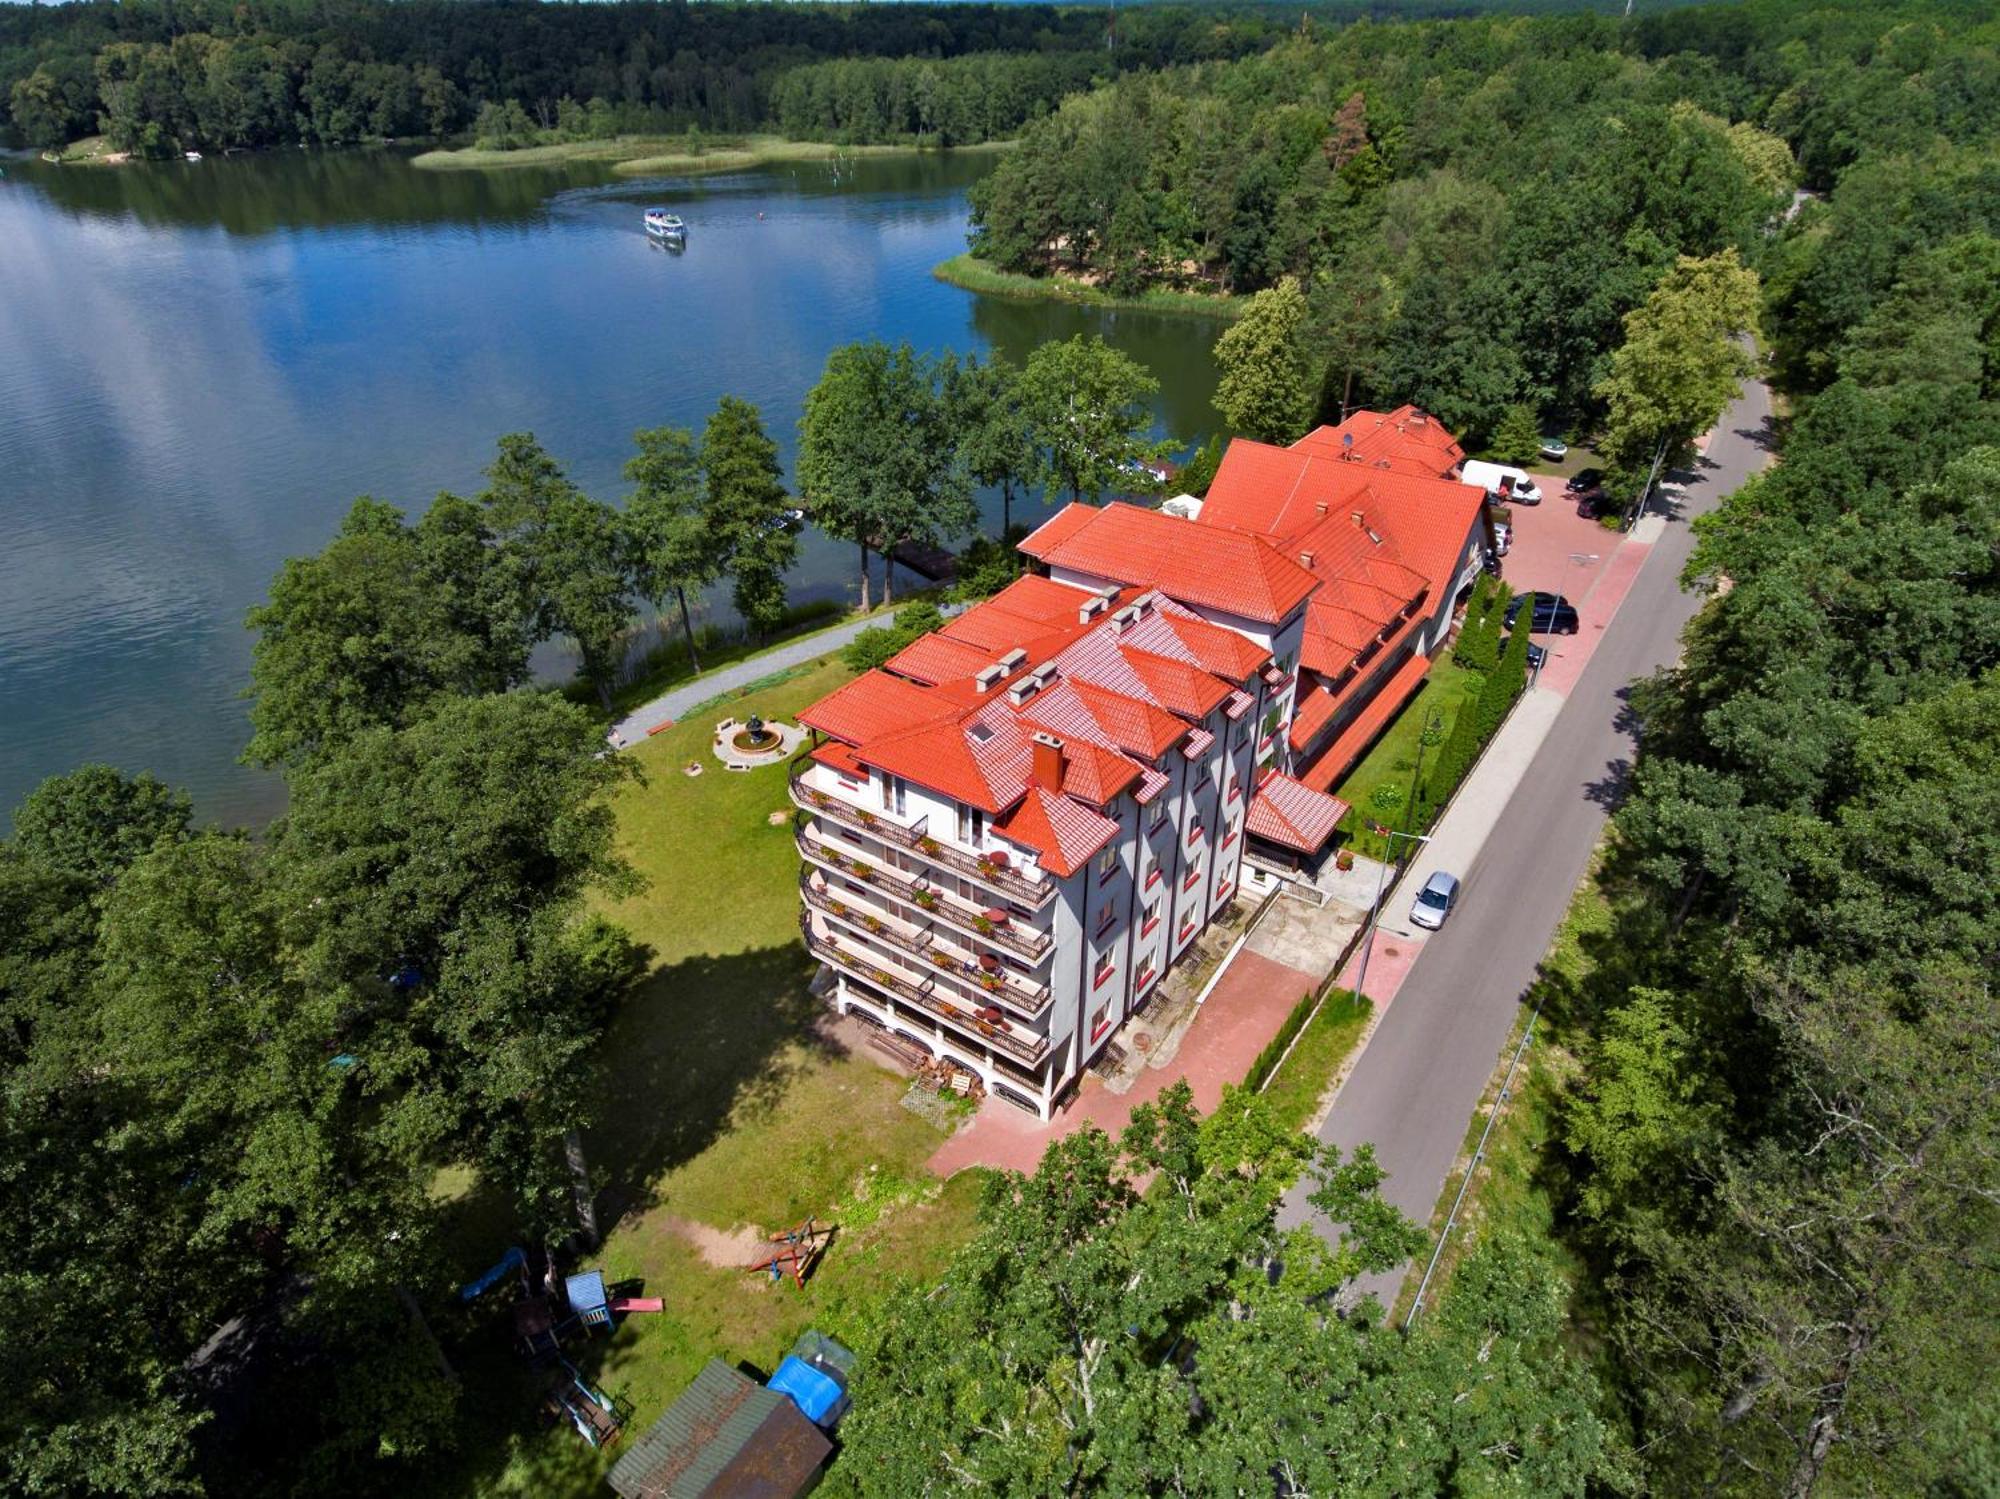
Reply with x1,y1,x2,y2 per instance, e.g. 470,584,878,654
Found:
1279,378,1778,1303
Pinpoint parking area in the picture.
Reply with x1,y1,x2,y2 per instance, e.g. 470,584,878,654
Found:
1497,472,1621,602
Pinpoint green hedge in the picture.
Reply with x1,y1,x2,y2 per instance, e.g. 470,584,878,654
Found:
1246,989,1319,1091
1410,592,1534,831
1452,574,1505,672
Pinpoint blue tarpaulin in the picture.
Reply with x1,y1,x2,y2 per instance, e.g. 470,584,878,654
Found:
768,1355,843,1426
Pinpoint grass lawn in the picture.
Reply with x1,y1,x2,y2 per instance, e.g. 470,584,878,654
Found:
1333,656,1485,860
1261,988,1373,1134
429,656,987,1497
933,253,1249,320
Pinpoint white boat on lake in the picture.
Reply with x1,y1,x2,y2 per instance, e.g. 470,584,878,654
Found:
644,209,686,241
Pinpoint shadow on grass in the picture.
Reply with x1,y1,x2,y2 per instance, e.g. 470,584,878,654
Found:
583,940,848,1229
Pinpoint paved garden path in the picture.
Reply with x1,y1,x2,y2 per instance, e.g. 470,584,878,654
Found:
607,616,881,748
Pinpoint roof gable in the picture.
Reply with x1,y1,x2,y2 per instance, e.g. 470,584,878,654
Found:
1019,502,1317,625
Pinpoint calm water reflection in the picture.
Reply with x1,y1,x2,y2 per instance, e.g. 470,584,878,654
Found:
0,148,1222,827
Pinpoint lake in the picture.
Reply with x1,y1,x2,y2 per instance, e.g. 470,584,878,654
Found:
0,147,1224,829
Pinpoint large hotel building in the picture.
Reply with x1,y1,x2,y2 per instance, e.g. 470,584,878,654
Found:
789,408,1491,1116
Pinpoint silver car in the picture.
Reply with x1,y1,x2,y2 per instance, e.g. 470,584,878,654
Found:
1410,870,1460,930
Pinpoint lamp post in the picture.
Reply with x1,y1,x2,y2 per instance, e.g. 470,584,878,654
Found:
1350,823,1431,1004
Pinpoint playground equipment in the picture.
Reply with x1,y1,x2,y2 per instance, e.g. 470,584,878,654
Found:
547,1357,625,1449
746,1217,833,1289
564,1270,612,1331
459,1246,527,1302
608,1296,665,1314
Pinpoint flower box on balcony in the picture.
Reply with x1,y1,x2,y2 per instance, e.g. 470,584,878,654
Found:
860,915,883,933
916,836,941,856
975,858,1000,878
975,1005,1005,1024
826,899,846,916
977,973,1004,993
971,914,994,935
808,789,830,808
849,861,873,881
931,951,957,971
913,889,939,911
856,809,878,827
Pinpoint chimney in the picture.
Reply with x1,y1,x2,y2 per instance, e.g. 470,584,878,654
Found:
1299,550,1315,569
998,647,1028,673
975,663,1007,693
1351,510,1366,528
1031,732,1064,793
1315,501,1328,517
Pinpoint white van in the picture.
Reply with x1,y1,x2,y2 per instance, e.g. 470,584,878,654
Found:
1461,459,1543,506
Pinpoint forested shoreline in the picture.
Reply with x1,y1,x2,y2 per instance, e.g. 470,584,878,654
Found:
0,0,1286,157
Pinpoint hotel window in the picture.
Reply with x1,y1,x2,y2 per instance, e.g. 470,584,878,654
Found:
881,774,907,815
1090,1001,1113,1042
1182,857,1203,891
1149,797,1168,831
1095,902,1118,939
1092,949,1116,991
1141,896,1161,937
956,804,984,844
1187,818,1204,846
1097,844,1118,883
1223,818,1239,849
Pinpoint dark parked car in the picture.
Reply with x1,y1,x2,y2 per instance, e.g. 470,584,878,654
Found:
1575,488,1616,519
1505,593,1581,634
1525,642,1548,671
1565,468,1604,496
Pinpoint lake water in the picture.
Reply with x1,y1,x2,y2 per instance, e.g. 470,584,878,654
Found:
0,148,1223,829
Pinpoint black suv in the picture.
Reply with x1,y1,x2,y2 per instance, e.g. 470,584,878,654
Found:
1564,468,1604,496
1505,592,1581,635
1575,488,1616,520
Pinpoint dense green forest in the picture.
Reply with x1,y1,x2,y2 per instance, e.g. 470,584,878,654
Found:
0,0,1287,155
4,1,1999,1495
972,0,2000,443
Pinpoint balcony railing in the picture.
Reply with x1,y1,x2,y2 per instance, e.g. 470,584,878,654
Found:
789,756,1052,909
793,817,1051,962
801,914,1049,1066
800,876,1049,1019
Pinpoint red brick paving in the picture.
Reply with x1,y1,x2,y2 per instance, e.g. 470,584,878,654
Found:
1500,478,1620,603
1334,926,1421,1008
1531,538,1651,698
927,947,1321,1176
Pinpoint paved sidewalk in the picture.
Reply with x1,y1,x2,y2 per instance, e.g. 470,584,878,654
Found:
928,945,1319,1176
607,615,881,746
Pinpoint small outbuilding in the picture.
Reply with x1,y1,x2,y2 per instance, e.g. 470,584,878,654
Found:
606,1360,831,1499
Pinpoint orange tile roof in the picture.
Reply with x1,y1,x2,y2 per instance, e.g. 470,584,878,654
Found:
800,671,958,745
996,786,1120,879
1247,770,1351,854
1055,739,1143,807
1020,502,1318,625
1022,678,1188,760
1119,646,1233,719
1297,651,1432,793
1292,405,1464,476
886,632,995,686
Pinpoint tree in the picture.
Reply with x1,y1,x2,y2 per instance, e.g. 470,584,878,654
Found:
246,495,527,767
798,341,976,610
475,435,635,712
700,397,797,639
1488,402,1543,467
1595,249,1761,496
1213,276,1320,441
275,691,640,1233
835,1083,1610,1494
954,351,1037,537
624,425,722,674
10,765,191,887
1018,334,1168,507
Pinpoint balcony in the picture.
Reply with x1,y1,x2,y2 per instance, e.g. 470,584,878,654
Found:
793,817,1052,962
800,876,1050,1020
789,757,1053,909
801,913,1050,1066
